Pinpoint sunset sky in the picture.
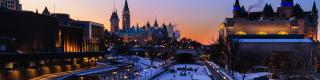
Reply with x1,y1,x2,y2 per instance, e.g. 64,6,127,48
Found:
21,0,319,44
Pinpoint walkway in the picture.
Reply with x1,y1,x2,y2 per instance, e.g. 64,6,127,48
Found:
154,64,212,80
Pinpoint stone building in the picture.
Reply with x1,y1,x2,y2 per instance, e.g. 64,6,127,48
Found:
222,0,318,41
109,0,179,46
219,0,318,74
0,0,21,10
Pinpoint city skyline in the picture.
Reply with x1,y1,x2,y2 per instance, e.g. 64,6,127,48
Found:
21,0,319,44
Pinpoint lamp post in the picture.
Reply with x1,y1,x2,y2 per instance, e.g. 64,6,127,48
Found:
144,69,147,80
112,71,117,80
151,67,153,77
134,72,139,80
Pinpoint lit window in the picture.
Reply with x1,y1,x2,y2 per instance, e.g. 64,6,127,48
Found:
278,31,288,35
0,45,6,51
257,32,267,35
235,31,247,35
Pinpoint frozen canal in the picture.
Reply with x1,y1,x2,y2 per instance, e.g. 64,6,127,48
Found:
154,64,212,80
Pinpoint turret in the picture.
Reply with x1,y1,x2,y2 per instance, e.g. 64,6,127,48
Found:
154,19,159,27
146,21,151,27
122,0,131,31
35,9,39,14
278,0,294,18
239,6,248,18
312,1,318,26
233,0,241,18
110,10,120,33
136,23,140,28
293,4,304,19
312,1,318,15
263,4,274,18
42,7,50,16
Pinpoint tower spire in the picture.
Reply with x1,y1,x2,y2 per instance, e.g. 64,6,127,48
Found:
124,0,129,11
42,6,50,16
312,1,318,13
233,0,240,11
110,7,120,33
146,18,151,27
137,23,139,28
233,0,241,18
113,0,116,11
122,0,131,31
154,18,159,27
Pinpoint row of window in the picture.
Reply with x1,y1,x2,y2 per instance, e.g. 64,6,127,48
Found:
235,31,289,35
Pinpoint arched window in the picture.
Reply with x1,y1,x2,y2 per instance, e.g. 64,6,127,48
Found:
257,32,268,35
236,31,247,35
278,31,288,35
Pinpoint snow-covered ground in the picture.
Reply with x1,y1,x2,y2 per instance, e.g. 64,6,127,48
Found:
207,61,269,80
154,64,212,80
234,72,270,80
133,56,165,80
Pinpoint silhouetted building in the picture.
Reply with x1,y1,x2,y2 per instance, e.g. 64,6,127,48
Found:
72,21,105,52
0,0,21,11
109,0,180,46
0,10,59,53
52,13,84,52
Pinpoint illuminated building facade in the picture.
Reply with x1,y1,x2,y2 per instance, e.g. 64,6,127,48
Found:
42,7,105,52
219,0,318,72
223,0,318,41
52,13,84,52
0,0,21,11
109,0,180,46
72,21,105,52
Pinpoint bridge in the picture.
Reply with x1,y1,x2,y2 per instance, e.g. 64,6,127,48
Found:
175,49,203,56
129,48,204,56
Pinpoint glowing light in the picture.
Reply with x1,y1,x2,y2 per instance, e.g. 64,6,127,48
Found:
112,71,117,74
257,32,267,35
278,31,288,35
83,57,89,62
235,31,247,35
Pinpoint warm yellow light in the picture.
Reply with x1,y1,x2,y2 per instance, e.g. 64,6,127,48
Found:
112,71,117,74
236,31,247,35
257,32,267,35
219,23,225,29
83,57,89,62
278,31,288,35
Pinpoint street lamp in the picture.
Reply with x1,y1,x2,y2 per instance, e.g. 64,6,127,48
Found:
144,69,147,80
124,75,128,80
134,72,139,80
112,71,117,80
151,67,153,77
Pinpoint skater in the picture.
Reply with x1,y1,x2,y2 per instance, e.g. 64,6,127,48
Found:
191,74,193,79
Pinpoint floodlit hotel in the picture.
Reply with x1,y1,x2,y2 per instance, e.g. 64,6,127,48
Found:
219,0,318,71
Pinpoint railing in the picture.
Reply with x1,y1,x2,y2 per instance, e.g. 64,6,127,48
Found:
204,61,233,80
